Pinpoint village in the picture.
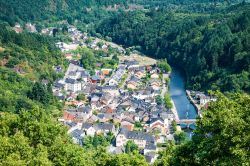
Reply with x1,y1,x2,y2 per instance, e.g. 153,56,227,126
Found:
41,24,175,164
12,22,216,164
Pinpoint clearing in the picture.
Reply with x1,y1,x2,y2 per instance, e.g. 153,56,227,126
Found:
119,53,157,66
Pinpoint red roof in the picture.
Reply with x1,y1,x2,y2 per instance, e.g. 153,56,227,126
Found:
63,111,75,121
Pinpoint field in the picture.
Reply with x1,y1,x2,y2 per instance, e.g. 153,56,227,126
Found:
119,53,157,66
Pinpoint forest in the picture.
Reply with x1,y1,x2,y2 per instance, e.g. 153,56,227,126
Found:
97,3,250,93
0,0,249,165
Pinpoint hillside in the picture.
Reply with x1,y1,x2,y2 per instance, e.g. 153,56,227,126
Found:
0,1,249,166
97,3,250,93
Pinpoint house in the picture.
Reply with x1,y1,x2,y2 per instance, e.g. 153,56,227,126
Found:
70,129,85,146
101,68,112,75
77,106,93,121
146,65,153,72
91,75,101,84
82,123,116,136
65,78,81,92
65,53,73,60
124,60,139,69
145,152,157,164
134,88,154,100
95,123,116,134
148,117,168,136
127,81,137,90
100,92,113,105
82,123,96,136
151,72,159,79
82,83,97,95
97,113,112,123
101,86,119,96
25,23,37,33
134,70,146,79
144,144,157,155
121,119,135,131
109,78,119,86
108,66,126,86
126,76,139,90
63,106,92,123
150,80,161,90
116,128,155,149
13,24,23,33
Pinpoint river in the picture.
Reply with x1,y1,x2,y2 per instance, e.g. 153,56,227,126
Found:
169,68,198,119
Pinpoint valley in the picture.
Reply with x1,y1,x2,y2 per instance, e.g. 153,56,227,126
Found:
0,1,249,165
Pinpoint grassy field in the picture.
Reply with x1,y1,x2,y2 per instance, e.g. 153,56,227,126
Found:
119,53,157,66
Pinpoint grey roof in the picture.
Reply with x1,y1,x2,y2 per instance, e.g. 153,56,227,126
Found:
149,117,164,125
96,123,114,131
82,123,93,129
92,75,100,80
101,85,118,91
65,121,77,127
97,113,105,119
145,143,157,150
129,76,140,82
54,81,64,88
124,60,139,66
77,106,91,114
68,71,77,76
65,78,77,84
119,128,155,144
80,71,89,77
71,129,84,139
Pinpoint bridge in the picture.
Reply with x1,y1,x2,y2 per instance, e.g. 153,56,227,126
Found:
176,119,197,125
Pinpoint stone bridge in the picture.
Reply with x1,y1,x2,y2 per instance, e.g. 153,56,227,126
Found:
176,119,197,125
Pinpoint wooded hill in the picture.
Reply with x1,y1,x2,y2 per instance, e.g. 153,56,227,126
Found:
97,3,250,93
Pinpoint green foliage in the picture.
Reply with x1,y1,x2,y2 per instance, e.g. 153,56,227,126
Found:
158,60,171,73
80,47,96,70
154,92,250,165
156,95,163,105
171,121,177,133
27,82,51,106
0,108,89,165
174,131,188,145
164,93,173,109
83,133,113,149
154,143,175,166
134,122,143,128
125,140,139,154
171,92,250,165
98,4,250,93
76,93,86,101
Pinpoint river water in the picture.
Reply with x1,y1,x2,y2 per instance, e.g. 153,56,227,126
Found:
169,68,198,119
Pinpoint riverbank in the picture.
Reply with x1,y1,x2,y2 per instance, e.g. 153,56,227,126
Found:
171,99,180,121
186,90,202,117
169,68,198,119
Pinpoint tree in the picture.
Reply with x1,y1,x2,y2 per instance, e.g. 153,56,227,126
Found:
173,92,250,165
174,131,188,145
80,48,96,70
158,60,171,73
156,95,163,105
28,82,50,105
164,93,173,109
125,140,138,153
76,93,86,101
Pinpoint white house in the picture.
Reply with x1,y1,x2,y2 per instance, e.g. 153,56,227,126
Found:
65,78,81,92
